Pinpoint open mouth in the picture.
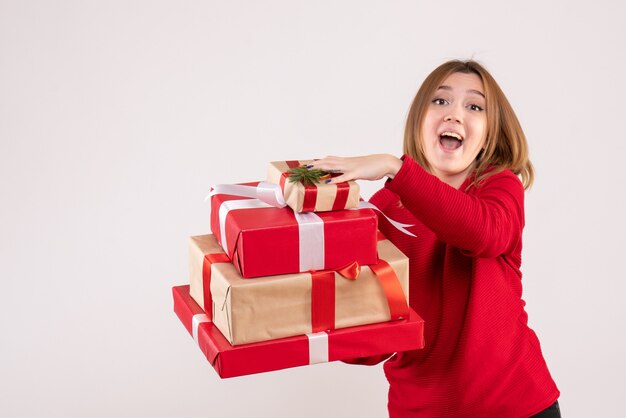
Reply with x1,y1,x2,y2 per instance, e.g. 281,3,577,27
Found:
439,131,463,150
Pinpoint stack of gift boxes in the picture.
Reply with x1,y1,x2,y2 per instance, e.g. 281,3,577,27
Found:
172,160,424,378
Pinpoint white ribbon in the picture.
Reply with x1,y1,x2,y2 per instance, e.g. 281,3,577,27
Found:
294,212,325,271
218,199,274,255
355,201,416,237
192,313,211,344
207,182,286,208
256,181,287,208
306,331,329,364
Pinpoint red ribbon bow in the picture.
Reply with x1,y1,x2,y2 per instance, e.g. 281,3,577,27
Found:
335,260,361,280
310,259,408,333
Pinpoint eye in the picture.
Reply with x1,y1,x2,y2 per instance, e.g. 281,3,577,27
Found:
432,98,448,106
468,104,484,112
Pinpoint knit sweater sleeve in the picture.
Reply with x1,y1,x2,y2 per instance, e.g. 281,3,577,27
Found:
386,155,525,258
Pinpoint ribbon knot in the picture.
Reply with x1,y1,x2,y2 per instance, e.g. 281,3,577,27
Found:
335,261,360,280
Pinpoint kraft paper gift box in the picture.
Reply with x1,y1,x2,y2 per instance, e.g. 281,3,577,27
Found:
189,233,409,346
173,285,425,378
209,181,378,278
267,160,360,213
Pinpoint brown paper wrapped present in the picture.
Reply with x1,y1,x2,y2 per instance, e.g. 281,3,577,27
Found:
267,160,360,213
189,233,409,346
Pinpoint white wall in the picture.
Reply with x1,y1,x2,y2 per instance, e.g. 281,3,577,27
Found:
1,1,624,417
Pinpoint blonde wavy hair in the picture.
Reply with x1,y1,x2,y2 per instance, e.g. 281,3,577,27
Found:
404,59,534,190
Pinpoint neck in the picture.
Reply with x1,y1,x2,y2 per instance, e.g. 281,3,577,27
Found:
434,165,474,190
442,175,468,189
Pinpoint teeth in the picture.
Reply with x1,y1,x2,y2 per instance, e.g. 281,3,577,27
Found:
441,131,463,140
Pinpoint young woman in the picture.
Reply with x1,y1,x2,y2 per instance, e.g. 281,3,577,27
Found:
310,60,561,418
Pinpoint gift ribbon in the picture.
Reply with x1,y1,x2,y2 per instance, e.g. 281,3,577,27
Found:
372,233,409,320
202,253,230,320
192,313,211,344
356,201,416,237
306,332,329,364
336,260,361,279
310,261,360,333
311,270,336,333
370,259,409,320
207,182,286,209
332,182,350,211
294,212,325,271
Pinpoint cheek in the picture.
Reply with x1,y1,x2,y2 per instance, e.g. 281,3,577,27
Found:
473,118,488,143
421,118,439,140
421,110,438,130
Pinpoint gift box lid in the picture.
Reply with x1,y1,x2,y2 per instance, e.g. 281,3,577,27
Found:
173,285,424,378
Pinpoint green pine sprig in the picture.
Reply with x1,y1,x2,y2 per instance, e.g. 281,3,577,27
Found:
287,166,329,186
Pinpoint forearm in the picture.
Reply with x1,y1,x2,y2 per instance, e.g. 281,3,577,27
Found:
388,156,524,257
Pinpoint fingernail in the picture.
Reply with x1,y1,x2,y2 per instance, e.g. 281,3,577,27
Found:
305,164,313,169
324,179,332,184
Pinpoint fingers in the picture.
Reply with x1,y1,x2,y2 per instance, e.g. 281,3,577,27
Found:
309,157,351,183
309,156,344,172
308,155,372,183
325,173,351,184
311,156,361,183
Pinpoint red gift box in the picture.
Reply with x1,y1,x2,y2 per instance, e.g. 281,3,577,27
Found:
173,285,425,378
210,182,378,278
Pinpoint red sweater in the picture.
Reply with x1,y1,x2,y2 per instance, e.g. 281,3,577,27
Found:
368,156,559,418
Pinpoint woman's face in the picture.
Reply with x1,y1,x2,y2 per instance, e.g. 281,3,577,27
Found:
420,72,488,188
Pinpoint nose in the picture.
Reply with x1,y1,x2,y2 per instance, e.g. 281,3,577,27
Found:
444,105,462,123
444,113,461,123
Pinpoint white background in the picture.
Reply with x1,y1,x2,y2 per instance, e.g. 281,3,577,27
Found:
1,1,625,417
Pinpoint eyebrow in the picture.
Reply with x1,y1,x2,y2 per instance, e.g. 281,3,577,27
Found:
437,85,485,98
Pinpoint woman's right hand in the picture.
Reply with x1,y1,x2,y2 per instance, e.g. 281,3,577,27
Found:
309,154,402,184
